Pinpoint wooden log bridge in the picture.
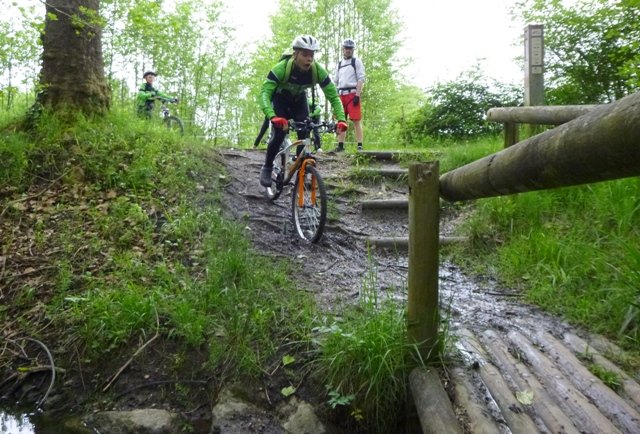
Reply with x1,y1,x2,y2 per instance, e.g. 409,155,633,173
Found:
440,91,640,202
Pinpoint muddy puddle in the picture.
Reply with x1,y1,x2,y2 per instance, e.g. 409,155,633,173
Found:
0,410,88,434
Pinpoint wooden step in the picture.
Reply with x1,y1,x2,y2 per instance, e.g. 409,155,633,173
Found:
357,150,425,161
361,199,408,210
365,236,467,249
352,167,408,180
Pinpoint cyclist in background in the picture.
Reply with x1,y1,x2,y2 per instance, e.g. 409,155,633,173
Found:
136,71,177,118
257,35,347,187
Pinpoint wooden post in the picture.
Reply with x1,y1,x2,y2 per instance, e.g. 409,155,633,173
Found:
504,122,519,148
524,24,545,138
524,24,544,107
407,162,440,360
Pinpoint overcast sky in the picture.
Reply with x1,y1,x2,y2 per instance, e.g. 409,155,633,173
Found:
222,0,526,89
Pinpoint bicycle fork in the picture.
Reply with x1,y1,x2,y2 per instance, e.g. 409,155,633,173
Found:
297,159,317,207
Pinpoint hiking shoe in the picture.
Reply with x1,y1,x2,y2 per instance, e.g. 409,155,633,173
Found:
316,147,323,153
334,144,344,152
357,144,363,151
260,165,273,187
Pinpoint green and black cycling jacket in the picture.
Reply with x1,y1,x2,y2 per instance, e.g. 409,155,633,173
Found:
259,58,346,122
136,82,172,107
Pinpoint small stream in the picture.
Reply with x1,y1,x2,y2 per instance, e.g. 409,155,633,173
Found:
0,410,93,434
1,411,38,434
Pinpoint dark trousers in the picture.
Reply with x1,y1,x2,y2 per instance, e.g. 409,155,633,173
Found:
265,93,310,167
137,100,155,118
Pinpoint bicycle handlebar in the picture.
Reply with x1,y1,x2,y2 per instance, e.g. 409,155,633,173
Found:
152,96,179,104
289,119,336,134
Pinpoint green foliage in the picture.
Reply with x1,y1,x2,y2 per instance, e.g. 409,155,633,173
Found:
404,66,521,142
70,6,106,39
313,261,428,433
1,107,318,384
514,0,640,103
327,387,355,408
458,178,640,348
0,128,32,186
437,135,503,173
588,363,622,391
314,307,411,432
0,3,41,112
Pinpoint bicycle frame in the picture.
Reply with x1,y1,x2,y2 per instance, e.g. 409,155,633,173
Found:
275,136,317,198
158,101,174,119
265,120,328,242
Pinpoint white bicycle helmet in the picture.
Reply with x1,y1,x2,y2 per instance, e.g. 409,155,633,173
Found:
292,35,320,51
342,38,356,49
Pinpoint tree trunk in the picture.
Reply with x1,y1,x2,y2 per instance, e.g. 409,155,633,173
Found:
37,0,110,114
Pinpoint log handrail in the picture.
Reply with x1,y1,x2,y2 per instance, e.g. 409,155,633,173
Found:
441,91,640,202
487,105,598,125
409,92,640,433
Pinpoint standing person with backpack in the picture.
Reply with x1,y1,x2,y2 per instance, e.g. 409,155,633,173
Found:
257,35,348,187
333,38,366,152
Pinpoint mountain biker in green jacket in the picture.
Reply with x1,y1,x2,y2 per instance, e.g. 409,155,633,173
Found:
136,71,177,118
258,35,347,187
253,94,323,149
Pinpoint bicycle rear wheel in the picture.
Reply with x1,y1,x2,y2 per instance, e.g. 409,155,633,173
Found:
266,152,286,200
291,164,327,243
164,115,184,135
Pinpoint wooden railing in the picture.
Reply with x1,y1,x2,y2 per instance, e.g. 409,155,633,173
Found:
408,91,640,358
406,91,640,433
487,104,598,147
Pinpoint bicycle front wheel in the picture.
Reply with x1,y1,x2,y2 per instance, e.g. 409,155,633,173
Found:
164,115,184,135
291,164,327,243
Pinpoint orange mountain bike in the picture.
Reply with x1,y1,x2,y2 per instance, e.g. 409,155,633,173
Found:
265,119,334,243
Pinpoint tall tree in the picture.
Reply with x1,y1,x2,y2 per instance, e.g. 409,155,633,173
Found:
37,0,110,114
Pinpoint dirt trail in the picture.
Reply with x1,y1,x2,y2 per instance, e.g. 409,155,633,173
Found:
220,148,640,433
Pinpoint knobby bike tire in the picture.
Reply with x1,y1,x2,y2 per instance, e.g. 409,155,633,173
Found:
164,115,184,135
291,164,327,243
265,152,287,201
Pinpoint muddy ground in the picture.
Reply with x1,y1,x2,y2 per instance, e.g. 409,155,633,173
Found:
219,147,640,434
220,148,421,310
219,147,540,316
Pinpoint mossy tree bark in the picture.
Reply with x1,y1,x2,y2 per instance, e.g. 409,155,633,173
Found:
36,0,110,115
